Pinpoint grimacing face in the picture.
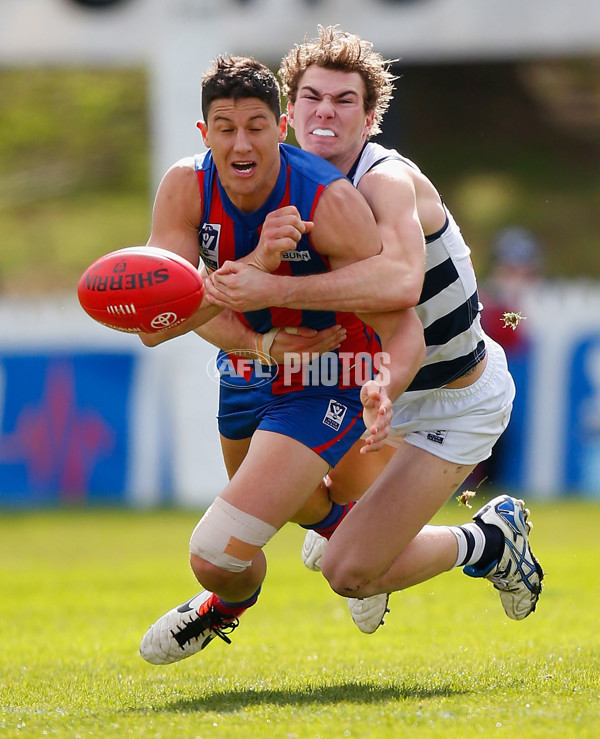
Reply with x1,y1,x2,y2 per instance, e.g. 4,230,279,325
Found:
197,97,287,213
287,66,374,175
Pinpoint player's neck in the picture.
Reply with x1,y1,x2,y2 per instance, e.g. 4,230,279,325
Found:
327,141,367,177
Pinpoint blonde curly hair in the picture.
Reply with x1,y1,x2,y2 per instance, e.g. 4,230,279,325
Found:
279,26,397,138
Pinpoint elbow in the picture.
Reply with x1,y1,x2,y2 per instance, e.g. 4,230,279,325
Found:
383,287,420,312
381,273,423,311
401,277,424,310
138,332,164,348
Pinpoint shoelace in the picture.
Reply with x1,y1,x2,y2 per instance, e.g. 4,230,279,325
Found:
172,606,240,648
489,540,543,596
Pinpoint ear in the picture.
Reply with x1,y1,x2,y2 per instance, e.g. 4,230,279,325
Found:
364,109,376,137
278,113,288,143
286,101,295,129
196,120,209,147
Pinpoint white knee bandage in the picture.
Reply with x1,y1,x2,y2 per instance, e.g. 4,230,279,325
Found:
189,497,278,573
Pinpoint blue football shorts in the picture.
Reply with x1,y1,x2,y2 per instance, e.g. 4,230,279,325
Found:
218,378,367,468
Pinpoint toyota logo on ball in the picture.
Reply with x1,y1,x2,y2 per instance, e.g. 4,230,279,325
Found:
150,312,179,329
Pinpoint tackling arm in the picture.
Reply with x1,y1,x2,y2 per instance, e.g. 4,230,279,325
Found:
308,179,427,398
362,308,425,402
205,170,426,314
195,311,348,363
279,168,426,311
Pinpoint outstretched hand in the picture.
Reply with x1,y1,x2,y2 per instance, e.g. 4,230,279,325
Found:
360,380,393,453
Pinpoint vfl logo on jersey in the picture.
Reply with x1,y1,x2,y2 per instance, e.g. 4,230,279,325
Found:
427,429,448,445
323,399,348,431
199,223,221,272
281,250,311,262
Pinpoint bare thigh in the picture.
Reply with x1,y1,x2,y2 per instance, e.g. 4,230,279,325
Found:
220,434,251,480
327,440,396,503
322,438,475,580
219,429,330,530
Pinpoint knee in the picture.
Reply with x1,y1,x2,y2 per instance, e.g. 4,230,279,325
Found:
189,496,277,574
320,548,372,597
190,553,238,592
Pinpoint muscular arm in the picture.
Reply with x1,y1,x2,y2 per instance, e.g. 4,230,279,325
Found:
363,308,425,401
311,169,426,307
311,179,426,397
295,179,426,397
308,178,383,267
288,169,427,310
206,165,427,313
137,159,222,347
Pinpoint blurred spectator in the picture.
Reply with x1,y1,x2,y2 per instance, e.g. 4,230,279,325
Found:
480,226,544,350
473,226,545,489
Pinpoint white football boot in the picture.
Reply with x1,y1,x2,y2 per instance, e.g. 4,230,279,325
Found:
140,590,240,665
302,529,328,571
302,529,391,633
464,495,544,620
347,594,391,634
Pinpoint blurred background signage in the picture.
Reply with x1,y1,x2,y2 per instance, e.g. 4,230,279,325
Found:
0,0,599,506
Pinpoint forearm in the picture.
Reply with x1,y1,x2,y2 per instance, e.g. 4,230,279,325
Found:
264,253,420,313
139,301,222,347
195,310,257,355
362,308,425,401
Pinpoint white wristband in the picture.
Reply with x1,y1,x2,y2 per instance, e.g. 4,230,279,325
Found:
255,327,281,365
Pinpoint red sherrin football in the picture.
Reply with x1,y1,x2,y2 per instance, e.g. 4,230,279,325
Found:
77,246,204,333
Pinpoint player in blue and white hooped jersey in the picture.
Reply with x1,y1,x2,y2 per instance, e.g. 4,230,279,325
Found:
137,54,425,664
203,27,544,634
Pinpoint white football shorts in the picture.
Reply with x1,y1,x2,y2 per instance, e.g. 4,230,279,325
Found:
384,337,515,466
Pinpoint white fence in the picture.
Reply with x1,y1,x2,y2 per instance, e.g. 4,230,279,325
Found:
1,281,600,506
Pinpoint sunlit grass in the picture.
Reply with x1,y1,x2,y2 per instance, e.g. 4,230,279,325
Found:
1,500,599,737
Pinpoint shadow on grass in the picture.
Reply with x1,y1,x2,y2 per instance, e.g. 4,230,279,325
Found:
160,679,467,713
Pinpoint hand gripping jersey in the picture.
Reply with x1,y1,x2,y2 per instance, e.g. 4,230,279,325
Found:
349,142,487,392
195,143,381,394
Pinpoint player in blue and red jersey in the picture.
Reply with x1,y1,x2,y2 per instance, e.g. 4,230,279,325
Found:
194,142,383,399
138,55,424,665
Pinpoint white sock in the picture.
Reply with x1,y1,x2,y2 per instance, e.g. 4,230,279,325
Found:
449,523,486,568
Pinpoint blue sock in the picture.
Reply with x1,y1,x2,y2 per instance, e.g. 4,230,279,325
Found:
213,586,261,618
300,501,355,539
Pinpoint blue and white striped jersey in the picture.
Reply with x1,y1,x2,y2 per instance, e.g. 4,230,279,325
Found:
351,142,487,391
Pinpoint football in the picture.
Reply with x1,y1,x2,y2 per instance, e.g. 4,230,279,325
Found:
77,246,204,333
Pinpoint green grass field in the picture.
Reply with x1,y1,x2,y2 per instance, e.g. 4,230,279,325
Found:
1,498,599,738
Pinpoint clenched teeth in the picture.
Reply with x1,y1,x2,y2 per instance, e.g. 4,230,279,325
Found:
312,129,335,137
